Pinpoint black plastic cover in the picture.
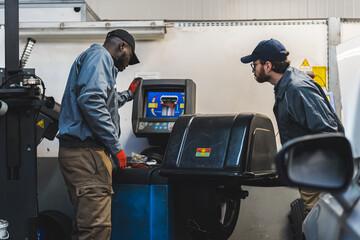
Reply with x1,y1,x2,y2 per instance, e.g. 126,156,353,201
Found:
160,113,277,180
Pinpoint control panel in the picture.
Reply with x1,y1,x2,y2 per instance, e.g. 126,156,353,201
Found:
138,121,175,133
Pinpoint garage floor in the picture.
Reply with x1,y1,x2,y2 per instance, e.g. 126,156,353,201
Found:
230,186,300,240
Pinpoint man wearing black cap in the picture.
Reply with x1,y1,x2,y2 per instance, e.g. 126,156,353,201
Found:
241,39,344,214
57,29,141,240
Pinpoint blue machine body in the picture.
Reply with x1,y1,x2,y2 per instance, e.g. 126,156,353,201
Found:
111,168,173,240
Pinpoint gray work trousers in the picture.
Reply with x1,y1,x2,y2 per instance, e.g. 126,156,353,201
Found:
58,147,114,240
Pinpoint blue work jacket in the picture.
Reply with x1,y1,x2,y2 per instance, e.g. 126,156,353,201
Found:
273,67,343,145
57,44,133,155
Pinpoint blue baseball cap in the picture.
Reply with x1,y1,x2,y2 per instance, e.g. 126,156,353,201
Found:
241,39,287,63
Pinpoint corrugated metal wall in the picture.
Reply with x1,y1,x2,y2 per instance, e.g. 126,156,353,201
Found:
86,0,360,20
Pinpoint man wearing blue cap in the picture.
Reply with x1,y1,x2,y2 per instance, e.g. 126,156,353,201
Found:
241,39,344,214
57,29,141,239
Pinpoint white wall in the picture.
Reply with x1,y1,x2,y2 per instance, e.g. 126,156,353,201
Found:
341,20,360,42
7,20,326,157
85,0,360,20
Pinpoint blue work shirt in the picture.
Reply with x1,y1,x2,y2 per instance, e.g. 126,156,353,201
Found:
273,67,343,145
57,44,133,155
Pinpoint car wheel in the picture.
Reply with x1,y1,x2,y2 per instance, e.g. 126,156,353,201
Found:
288,198,307,240
174,180,241,240
302,233,306,240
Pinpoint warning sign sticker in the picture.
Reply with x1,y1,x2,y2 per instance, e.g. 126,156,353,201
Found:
299,59,311,71
37,119,44,128
195,148,211,157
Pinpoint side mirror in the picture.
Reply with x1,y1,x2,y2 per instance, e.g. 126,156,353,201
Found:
275,133,353,192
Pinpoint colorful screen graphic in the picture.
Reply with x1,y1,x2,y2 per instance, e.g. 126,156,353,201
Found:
145,91,185,118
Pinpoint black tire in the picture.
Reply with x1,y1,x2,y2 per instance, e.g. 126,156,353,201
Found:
174,180,241,240
140,147,165,164
288,198,307,240
148,152,164,163
38,210,73,240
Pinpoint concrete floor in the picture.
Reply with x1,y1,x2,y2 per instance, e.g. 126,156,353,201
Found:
230,186,300,240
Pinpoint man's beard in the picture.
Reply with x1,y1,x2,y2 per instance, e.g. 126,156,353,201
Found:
255,67,270,83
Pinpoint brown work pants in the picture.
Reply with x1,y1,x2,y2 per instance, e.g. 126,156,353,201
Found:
299,189,320,214
58,147,114,240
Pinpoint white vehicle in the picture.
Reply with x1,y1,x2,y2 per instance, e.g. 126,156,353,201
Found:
275,133,360,240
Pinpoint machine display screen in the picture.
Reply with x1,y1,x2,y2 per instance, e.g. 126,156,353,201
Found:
145,91,185,118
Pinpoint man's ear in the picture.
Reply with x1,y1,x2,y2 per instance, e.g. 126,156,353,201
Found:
119,42,125,52
265,61,272,73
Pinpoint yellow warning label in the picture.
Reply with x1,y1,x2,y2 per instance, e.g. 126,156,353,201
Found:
148,103,158,108
180,103,184,109
312,66,327,88
37,119,44,128
299,59,311,70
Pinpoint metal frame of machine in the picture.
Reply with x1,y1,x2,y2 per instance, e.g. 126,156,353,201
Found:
0,1,59,239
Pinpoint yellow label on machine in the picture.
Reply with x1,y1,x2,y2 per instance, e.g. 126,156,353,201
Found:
312,66,327,88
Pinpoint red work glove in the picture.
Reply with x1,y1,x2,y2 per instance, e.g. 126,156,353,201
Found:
115,150,127,171
128,77,142,95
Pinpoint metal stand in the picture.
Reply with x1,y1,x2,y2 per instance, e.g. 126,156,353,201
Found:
0,1,57,239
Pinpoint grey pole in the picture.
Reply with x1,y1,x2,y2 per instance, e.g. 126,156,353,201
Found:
328,17,342,119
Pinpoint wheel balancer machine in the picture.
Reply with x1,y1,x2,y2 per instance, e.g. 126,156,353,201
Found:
111,79,279,240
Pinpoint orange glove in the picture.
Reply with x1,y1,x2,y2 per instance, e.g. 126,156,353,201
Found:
128,77,142,95
115,150,127,171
